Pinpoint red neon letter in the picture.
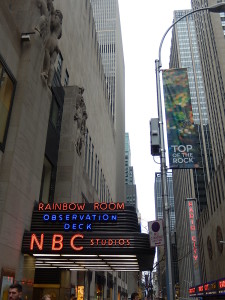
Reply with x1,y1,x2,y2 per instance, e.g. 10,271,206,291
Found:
94,202,99,210
100,203,107,210
63,203,68,210
77,203,85,210
193,255,198,261
38,203,44,211
30,233,44,250
108,203,116,210
45,203,51,210
117,202,125,210
219,280,225,288
70,234,84,251
192,236,196,242
52,234,63,250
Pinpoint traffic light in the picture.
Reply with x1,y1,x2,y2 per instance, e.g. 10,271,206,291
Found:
150,118,160,156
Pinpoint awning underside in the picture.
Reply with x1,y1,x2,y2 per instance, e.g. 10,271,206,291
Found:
29,251,154,272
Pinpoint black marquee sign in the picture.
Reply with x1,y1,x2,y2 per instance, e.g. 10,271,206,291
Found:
22,202,155,271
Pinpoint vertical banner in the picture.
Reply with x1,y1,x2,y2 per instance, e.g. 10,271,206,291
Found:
162,68,202,169
186,198,201,285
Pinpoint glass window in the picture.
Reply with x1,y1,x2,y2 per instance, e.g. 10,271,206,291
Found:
91,144,94,183
50,95,60,129
64,68,69,86
56,53,63,78
0,60,15,151
39,157,52,203
84,129,88,171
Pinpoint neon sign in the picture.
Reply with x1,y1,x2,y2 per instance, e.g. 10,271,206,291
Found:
204,281,217,295
42,213,118,231
186,199,201,285
189,278,225,297
25,202,133,252
218,279,225,295
37,203,123,232
22,202,154,270
197,285,203,293
38,202,125,211
42,213,117,221
188,201,198,261
219,279,225,289
189,287,196,295
28,233,131,252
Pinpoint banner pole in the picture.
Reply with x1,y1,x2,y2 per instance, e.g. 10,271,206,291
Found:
155,59,174,300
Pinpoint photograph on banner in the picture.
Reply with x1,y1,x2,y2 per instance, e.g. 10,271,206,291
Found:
162,68,202,169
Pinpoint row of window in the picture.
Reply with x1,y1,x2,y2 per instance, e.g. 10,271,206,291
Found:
99,43,115,54
55,53,69,87
84,129,112,203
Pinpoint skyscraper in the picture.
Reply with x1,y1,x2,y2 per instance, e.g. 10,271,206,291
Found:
190,0,225,283
169,10,210,295
125,133,137,209
169,2,225,295
90,0,126,203
154,172,175,232
154,172,178,300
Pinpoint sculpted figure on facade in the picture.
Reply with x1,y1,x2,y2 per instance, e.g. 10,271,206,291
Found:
36,0,63,87
41,9,63,87
35,0,54,40
74,88,88,156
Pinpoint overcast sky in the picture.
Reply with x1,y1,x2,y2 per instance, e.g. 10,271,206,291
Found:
118,0,192,231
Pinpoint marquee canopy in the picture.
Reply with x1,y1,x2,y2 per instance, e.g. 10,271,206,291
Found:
22,202,155,271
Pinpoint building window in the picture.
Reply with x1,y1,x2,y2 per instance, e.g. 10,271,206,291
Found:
50,95,60,130
64,68,69,86
84,129,88,170
0,58,16,152
90,144,94,183
94,154,97,189
56,53,63,79
100,169,104,200
88,137,91,176
39,157,53,203
97,160,99,193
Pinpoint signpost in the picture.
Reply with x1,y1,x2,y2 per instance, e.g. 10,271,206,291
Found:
148,220,164,247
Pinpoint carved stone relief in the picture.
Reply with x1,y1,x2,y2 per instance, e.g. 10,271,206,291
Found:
35,0,63,87
74,87,88,156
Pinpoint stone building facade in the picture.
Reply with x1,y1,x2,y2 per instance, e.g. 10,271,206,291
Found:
0,0,127,299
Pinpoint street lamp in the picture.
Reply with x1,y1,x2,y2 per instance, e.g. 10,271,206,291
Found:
155,3,225,300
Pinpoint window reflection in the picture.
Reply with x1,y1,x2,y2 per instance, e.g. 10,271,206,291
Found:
0,61,15,149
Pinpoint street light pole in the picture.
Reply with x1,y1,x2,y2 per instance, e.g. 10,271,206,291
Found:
155,3,225,300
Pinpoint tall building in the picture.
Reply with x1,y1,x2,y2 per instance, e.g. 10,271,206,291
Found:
154,172,178,300
125,133,137,209
90,0,125,203
169,2,225,298
0,1,155,300
155,172,175,231
125,133,131,185
169,10,211,297
190,0,225,284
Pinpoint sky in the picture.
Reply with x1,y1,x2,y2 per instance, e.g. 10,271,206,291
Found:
118,0,192,231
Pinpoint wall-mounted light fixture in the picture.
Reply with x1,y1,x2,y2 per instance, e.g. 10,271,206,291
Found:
21,32,35,42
